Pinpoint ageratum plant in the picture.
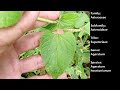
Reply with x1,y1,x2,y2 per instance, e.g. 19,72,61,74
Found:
0,11,90,79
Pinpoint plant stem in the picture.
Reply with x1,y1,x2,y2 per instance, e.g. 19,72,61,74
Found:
37,18,57,23
65,28,83,32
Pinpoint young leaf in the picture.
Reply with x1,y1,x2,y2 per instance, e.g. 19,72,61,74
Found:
40,31,76,78
58,13,79,29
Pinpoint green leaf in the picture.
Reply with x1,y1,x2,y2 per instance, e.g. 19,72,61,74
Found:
0,11,22,28
74,44,90,64
43,23,57,31
40,31,76,78
58,13,80,29
81,52,90,63
84,22,90,35
26,72,35,77
76,62,87,79
66,67,79,79
20,50,36,59
75,12,90,28
74,45,83,65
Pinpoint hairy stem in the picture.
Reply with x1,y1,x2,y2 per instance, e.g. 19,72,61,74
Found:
65,28,83,32
37,18,57,23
